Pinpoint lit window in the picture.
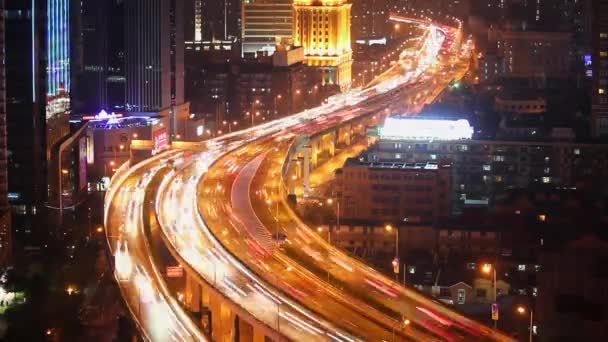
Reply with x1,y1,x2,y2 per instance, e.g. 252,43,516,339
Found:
542,177,551,183
518,264,526,271
493,155,505,162
574,148,580,155
600,89,606,95
543,167,550,174
196,125,204,136
457,289,466,304
538,214,546,222
395,153,402,159
483,165,491,171
495,175,503,182
430,154,437,160
601,33,608,39
466,262,476,270
544,156,550,162
408,266,416,274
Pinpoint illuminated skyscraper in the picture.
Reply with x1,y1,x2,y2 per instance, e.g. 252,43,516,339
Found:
294,0,353,90
194,0,202,42
124,0,184,112
0,0,11,267
242,0,293,56
47,0,71,98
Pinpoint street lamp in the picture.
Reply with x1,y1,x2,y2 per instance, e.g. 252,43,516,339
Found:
274,94,282,117
392,318,410,342
517,306,534,342
386,224,399,279
250,99,260,127
326,197,340,247
317,226,330,244
482,263,498,328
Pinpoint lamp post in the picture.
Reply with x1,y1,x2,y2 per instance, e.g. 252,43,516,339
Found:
317,226,330,245
266,198,280,241
250,99,260,127
224,120,237,133
386,224,399,280
391,318,410,342
482,263,498,328
326,197,340,242
517,306,533,342
274,94,282,117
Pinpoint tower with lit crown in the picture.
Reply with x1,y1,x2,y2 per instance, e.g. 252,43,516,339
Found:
293,0,352,91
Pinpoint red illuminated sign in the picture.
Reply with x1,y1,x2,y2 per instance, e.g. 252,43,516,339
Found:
153,127,170,155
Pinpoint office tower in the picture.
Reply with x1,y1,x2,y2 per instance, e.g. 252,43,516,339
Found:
72,0,109,114
592,0,608,137
293,0,353,90
241,0,293,56
185,0,241,42
124,0,184,112
0,0,11,267
107,0,126,111
5,0,48,211
171,0,185,106
194,0,202,42
351,0,389,40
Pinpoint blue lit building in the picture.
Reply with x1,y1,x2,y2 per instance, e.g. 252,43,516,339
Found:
46,0,71,97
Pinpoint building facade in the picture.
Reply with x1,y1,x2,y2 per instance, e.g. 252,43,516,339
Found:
5,0,48,211
0,0,11,267
592,0,608,137
496,30,572,79
366,137,608,215
293,0,353,90
124,0,174,112
241,0,293,57
335,159,452,224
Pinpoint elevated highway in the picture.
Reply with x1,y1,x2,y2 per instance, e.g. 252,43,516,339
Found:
105,15,514,342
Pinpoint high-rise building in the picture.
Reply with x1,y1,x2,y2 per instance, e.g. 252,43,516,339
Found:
107,0,126,111
0,0,11,267
241,0,293,56
72,0,109,114
185,0,241,43
293,0,353,90
124,0,184,112
351,0,390,40
592,0,608,137
5,0,48,211
170,0,185,107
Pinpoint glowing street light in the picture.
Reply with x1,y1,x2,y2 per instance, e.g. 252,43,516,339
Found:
386,224,399,279
392,317,411,342
482,263,498,327
517,306,534,342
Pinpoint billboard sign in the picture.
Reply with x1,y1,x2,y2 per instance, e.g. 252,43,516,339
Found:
166,266,184,278
491,303,499,321
153,127,170,155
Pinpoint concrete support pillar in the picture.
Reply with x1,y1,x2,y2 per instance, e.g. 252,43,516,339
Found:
185,273,200,313
311,142,319,169
238,317,254,342
302,146,312,197
329,134,336,157
210,295,235,342
201,282,211,308
252,327,267,342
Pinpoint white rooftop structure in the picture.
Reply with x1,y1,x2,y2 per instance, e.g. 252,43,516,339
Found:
379,117,473,141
